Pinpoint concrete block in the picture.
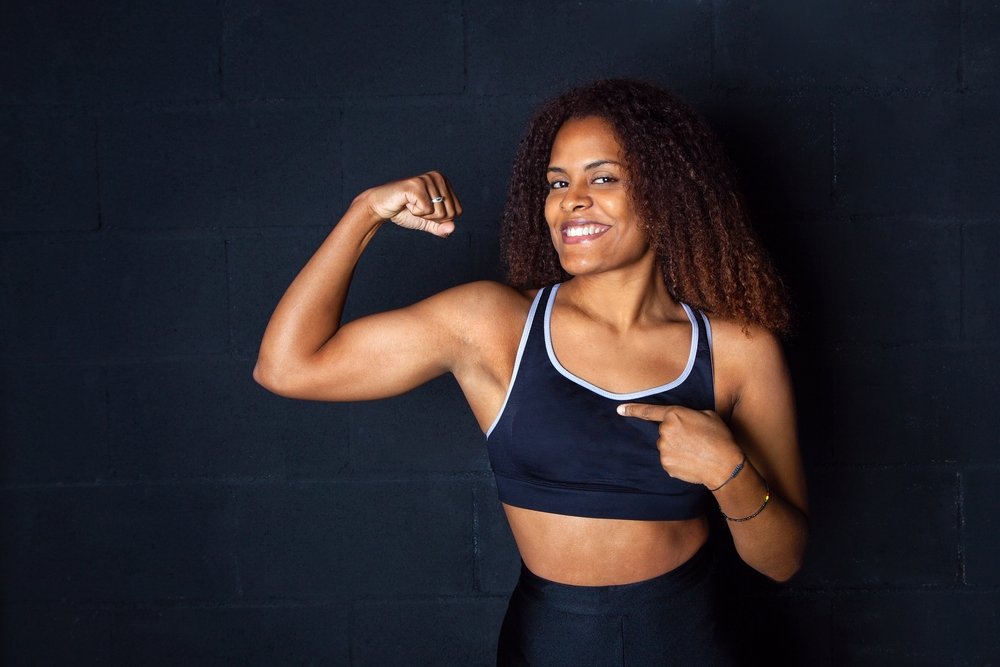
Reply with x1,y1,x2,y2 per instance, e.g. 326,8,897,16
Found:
354,597,507,667
792,220,961,345
963,0,1000,88
0,485,235,603
0,0,219,104
0,363,108,483
940,345,1000,464
473,482,520,595
0,237,227,360
0,238,104,360
349,376,487,473
803,344,950,465
714,0,960,89
280,403,354,481
234,481,473,598
0,605,110,666
223,0,463,99
108,359,350,480
102,238,228,357
109,604,349,666
100,103,340,229
794,466,959,587
833,591,1000,665
341,97,536,221
466,0,712,95
0,109,98,232
962,469,1000,586
836,94,962,217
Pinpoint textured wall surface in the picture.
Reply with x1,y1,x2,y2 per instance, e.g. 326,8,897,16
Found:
2,1,998,665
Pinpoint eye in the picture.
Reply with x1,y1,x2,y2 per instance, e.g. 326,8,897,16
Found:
593,176,617,184
547,180,568,190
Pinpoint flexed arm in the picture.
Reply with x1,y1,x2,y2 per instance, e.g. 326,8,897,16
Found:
253,171,466,401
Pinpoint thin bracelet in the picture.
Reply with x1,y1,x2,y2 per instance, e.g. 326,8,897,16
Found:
708,455,747,492
721,482,771,522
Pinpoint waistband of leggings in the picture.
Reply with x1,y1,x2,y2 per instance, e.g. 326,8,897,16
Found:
514,542,714,614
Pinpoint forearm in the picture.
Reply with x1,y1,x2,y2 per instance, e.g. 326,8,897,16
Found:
254,195,383,387
712,460,808,581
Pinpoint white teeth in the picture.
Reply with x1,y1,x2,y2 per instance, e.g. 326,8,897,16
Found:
565,225,605,237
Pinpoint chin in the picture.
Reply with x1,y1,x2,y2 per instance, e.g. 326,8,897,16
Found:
553,252,593,276
555,260,591,277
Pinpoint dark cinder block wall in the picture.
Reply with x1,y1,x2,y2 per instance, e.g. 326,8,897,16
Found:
2,1,998,665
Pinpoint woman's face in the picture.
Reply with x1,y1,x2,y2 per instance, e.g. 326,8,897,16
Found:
544,116,653,278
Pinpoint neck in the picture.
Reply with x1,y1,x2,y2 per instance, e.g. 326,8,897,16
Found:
558,267,679,332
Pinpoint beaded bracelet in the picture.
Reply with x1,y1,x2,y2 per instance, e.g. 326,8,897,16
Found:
708,454,747,492
721,482,771,523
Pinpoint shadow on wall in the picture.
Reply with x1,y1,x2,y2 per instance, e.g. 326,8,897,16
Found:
704,97,835,667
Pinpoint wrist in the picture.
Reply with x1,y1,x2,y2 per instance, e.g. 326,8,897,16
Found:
349,189,387,225
707,447,747,492
340,193,388,247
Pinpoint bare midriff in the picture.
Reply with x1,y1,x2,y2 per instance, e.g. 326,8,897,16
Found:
502,503,710,586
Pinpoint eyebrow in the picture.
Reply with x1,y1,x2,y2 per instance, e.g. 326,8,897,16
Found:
546,159,622,173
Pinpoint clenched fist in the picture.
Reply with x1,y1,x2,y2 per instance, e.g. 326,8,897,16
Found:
355,171,463,238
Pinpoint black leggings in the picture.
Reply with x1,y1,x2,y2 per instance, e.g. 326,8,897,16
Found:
496,544,736,666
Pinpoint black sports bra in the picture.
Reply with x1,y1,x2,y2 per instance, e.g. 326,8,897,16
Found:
485,284,716,520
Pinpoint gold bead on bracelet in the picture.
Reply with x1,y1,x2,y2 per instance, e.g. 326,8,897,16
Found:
721,481,771,522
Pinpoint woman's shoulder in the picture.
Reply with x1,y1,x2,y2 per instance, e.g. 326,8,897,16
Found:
704,315,781,354
436,280,536,309
702,314,788,395
423,280,537,334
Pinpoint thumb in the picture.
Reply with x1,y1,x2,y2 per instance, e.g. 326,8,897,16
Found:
423,219,456,238
391,208,456,237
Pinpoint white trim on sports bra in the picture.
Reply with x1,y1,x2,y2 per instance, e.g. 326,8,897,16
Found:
543,282,699,401
485,288,546,438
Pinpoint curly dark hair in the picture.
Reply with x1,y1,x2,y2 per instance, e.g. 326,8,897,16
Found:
500,79,790,334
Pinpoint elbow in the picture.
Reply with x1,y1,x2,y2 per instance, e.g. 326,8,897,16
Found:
254,350,348,401
253,356,293,396
253,354,333,400
766,526,809,583
252,360,270,388
745,518,808,583
766,553,805,583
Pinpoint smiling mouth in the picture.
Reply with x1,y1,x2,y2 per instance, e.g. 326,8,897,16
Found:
561,222,611,243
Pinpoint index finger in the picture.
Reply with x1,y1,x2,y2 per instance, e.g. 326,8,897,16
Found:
616,403,673,421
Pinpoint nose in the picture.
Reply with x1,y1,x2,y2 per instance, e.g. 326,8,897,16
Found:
558,182,592,211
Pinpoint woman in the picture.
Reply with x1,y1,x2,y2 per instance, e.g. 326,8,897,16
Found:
254,79,808,665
